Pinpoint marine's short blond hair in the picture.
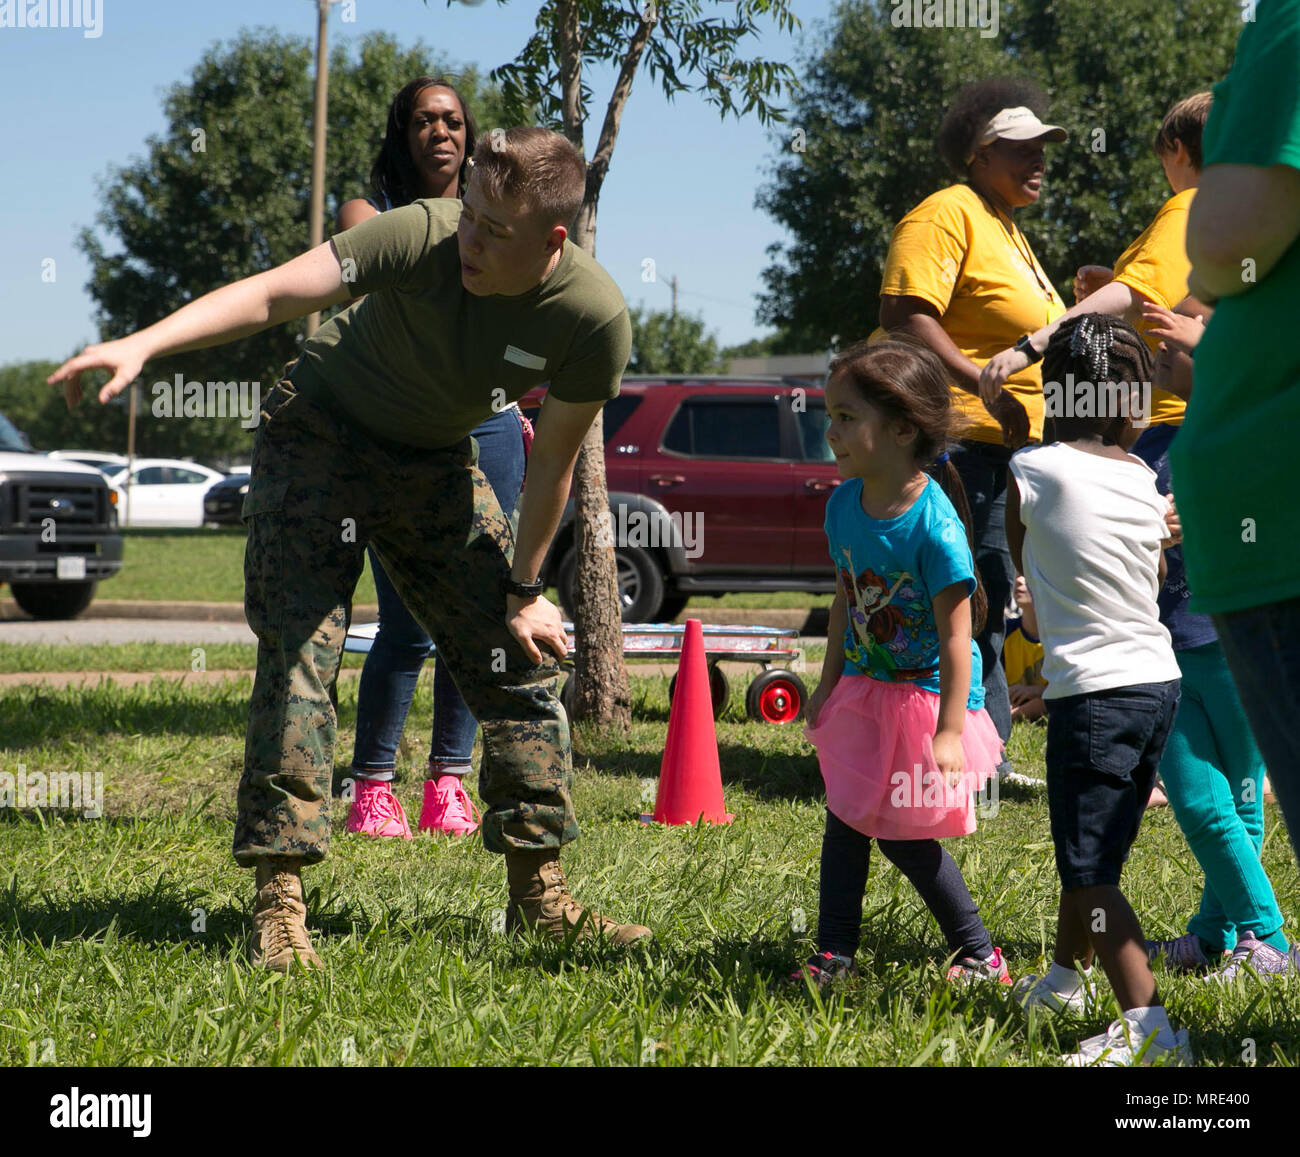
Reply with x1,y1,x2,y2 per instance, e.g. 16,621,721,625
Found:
1154,92,1213,171
468,127,587,231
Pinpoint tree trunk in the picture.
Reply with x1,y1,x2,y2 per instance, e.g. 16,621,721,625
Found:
556,0,632,731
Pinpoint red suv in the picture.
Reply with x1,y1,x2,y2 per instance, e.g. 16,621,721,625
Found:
521,376,841,622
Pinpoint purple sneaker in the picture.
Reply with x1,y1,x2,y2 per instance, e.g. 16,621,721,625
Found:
1146,932,1217,973
1206,932,1296,983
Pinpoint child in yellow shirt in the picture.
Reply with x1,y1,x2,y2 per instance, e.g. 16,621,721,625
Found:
1003,575,1047,722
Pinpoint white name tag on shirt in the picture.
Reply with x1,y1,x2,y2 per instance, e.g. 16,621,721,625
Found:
504,345,547,371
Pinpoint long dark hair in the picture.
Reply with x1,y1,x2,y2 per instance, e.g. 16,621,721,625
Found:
828,336,988,634
368,76,478,207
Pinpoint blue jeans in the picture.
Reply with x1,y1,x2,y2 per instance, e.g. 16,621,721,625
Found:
350,407,526,778
1046,680,1180,889
1215,597,1300,867
949,440,1015,770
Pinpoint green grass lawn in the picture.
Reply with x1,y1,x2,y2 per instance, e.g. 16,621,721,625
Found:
99,529,829,611
102,530,380,605
2,663,1298,1067
0,642,366,674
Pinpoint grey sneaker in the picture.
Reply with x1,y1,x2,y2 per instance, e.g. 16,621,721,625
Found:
1063,1019,1194,1067
791,951,858,989
1014,971,1097,1014
998,766,1045,789
1205,932,1296,983
1146,932,1216,972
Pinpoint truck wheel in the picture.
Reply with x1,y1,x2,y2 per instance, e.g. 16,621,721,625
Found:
745,669,806,724
9,581,98,620
558,544,665,623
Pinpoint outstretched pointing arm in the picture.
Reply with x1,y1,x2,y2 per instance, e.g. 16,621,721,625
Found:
48,240,354,407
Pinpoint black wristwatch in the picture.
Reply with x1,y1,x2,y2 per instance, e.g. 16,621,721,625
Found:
1015,334,1043,364
503,575,545,599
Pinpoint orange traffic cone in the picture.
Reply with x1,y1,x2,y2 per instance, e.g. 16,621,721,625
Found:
647,619,734,825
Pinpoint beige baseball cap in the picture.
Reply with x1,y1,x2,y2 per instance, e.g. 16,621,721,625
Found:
976,106,1068,148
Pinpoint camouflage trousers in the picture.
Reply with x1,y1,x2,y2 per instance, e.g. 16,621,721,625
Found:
232,379,576,866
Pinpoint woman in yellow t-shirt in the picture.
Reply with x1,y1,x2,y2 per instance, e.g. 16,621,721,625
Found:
876,77,1067,774
979,92,1213,456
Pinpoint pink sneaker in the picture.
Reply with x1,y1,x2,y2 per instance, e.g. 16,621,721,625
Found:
345,778,413,839
419,775,481,836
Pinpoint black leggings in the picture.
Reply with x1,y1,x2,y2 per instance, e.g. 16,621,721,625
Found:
817,809,994,961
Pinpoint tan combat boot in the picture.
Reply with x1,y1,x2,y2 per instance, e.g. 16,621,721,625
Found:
249,859,322,971
505,849,652,946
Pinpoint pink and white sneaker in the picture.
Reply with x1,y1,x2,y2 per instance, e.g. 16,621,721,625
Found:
418,775,481,836
345,778,413,839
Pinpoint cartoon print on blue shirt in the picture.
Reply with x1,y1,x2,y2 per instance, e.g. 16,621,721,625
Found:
838,548,937,681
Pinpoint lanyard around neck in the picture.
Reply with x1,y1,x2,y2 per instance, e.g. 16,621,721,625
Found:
972,185,1057,306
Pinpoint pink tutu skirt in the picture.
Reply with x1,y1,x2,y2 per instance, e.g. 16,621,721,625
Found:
804,675,1003,840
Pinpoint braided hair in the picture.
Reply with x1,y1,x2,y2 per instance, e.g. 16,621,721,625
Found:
1041,314,1153,445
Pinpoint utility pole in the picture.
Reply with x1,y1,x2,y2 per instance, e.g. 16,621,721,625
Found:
124,382,136,526
305,0,338,336
670,274,678,319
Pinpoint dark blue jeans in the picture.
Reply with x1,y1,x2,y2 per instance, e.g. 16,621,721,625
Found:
1215,597,1300,865
1046,680,1180,889
949,440,1015,770
351,407,526,777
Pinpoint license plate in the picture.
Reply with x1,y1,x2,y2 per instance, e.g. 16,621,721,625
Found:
57,556,87,580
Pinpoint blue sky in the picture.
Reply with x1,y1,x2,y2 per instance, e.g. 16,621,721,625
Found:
0,0,838,364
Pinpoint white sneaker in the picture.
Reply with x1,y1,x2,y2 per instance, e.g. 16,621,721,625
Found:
1062,1019,1194,1067
998,767,1045,789
1014,972,1095,1014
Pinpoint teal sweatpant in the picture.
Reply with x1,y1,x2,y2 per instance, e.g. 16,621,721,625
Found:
1160,641,1287,952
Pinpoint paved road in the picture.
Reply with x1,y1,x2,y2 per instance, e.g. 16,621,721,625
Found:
0,615,257,646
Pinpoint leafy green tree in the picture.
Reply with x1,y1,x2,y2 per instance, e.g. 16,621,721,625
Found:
74,29,505,463
719,334,779,362
0,360,128,453
627,306,720,373
757,0,1242,350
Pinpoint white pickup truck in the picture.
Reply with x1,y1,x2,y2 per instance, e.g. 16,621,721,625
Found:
0,411,124,619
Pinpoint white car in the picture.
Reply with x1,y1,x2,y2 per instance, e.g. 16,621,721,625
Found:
105,458,227,527
47,450,129,476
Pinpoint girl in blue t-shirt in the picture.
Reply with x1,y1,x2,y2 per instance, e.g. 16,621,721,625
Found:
795,338,1007,987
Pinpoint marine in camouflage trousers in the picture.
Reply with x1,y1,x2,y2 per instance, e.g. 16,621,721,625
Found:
232,379,577,866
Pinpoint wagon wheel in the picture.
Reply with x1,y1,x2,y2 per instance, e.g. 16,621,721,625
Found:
745,669,806,724
668,664,730,718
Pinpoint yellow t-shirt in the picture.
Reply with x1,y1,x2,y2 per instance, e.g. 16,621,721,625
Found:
1111,187,1196,427
876,184,1065,444
1002,622,1046,687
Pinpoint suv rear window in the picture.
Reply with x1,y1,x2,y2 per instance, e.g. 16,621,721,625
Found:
519,393,641,445
599,394,641,443
662,399,781,458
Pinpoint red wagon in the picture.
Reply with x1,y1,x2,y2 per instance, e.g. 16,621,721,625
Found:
344,620,809,724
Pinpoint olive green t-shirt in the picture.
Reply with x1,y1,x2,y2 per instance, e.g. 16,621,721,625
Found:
291,198,632,448
1169,1,1300,614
